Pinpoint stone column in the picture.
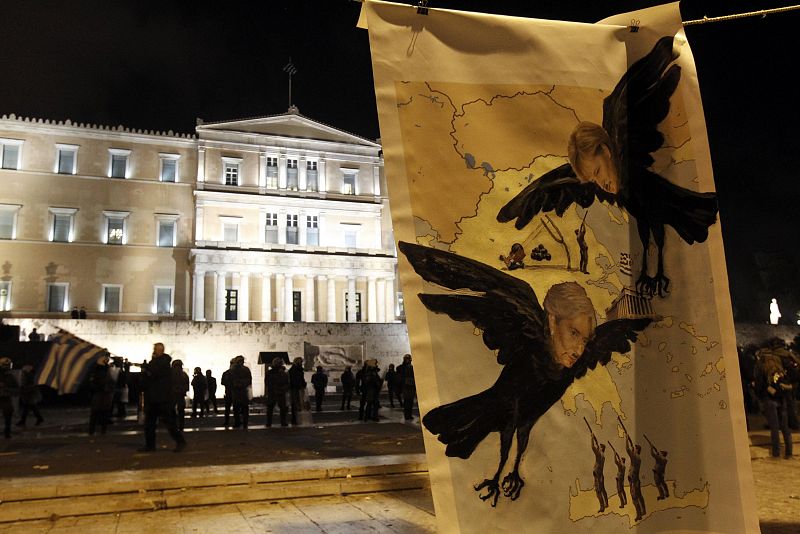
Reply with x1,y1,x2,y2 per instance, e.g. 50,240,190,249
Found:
284,275,294,323
216,272,227,321
377,278,386,323
275,274,285,322
195,206,204,241
298,157,307,191
261,273,272,321
327,276,337,322
278,209,287,245
347,276,357,323
278,154,287,189
258,152,266,188
299,210,307,246
305,275,315,322
367,277,377,323
318,159,327,193
385,277,395,322
372,164,381,197
238,272,250,322
193,271,205,321
197,145,206,184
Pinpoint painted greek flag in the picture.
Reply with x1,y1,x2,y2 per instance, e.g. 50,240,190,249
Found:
35,330,108,395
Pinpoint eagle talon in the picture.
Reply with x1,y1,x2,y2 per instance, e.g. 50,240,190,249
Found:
475,477,501,507
502,470,525,500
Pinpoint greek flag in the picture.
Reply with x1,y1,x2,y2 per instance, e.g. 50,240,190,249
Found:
36,330,109,395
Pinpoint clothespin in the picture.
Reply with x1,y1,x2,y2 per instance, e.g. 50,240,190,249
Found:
417,0,429,15
629,19,640,32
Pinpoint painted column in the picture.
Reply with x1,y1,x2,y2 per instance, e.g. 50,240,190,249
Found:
216,272,226,321
327,276,336,322
305,275,315,322
284,275,294,323
347,276,357,323
275,274,285,322
238,272,250,322
261,273,272,321
377,278,386,323
367,277,377,323
385,277,396,322
193,270,205,321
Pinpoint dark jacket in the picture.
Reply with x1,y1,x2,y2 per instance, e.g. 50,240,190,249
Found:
221,368,232,397
229,364,252,404
207,376,217,396
266,366,290,399
191,374,207,396
0,369,19,399
340,370,355,392
289,363,306,390
311,371,328,391
355,367,364,394
399,363,415,398
141,353,173,404
384,369,397,390
362,367,382,401
19,368,40,403
171,369,189,403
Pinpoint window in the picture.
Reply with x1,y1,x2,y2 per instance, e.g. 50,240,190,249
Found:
0,139,22,170
222,157,241,186
103,211,129,245
286,214,298,245
223,223,238,242
154,286,174,314
341,224,359,248
56,144,78,174
47,283,69,313
306,215,319,246
292,291,301,322
342,172,357,195
159,154,180,182
225,289,238,321
156,215,178,247
306,161,318,191
287,159,298,190
49,207,77,243
0,281,11,311
345,292,362,322
266,157,278,188
0,204,21,240
265,212,278,243
102,285,122,313
108,149,130,178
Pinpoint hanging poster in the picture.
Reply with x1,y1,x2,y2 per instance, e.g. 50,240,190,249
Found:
365,1,758,532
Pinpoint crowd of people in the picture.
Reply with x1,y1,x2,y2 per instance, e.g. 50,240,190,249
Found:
739,336,800,458
0,342,418,452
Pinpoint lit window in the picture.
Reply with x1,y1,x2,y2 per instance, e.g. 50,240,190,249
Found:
49,207,77,243
265,213,278,244
156,215,178,247
306,215,319,246
342,172,356,195
0,204,21,240
102,285,122,313
47,283,69,312
154,286,174,314
159,153,180,182
266,157,278,188
55,144,78,174
108,149,131,178
287,159,298,190
341,224,359,248
0,139,22,170
103,211,129,245
0,281,11,311
286,214,298,245
345,292,362,322
222,157,242,186
306,160,318,191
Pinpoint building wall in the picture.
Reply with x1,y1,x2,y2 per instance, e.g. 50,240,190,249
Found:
8,318,412,398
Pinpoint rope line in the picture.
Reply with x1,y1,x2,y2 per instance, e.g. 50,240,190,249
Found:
682,4,800,26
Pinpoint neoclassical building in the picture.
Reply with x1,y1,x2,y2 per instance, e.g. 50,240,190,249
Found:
0,108,399,324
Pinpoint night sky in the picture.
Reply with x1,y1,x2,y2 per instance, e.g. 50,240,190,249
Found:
1,0,798,323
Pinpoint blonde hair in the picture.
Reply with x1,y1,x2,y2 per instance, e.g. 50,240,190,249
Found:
568,122,612,181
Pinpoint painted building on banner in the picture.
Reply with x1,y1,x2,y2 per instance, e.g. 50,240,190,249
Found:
0,108,400,329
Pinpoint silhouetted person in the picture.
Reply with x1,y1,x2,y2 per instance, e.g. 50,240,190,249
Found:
591,433,608,512
79,306,87,319
266,358,289,427
0,358,19,438
576,221,589,274
611,445,627,508
171,360,189,431
28,328,40,342
384,364,397,408
625,434,645,521
71,307,79,319
288,357,307,425
398,354,416,421
340,366,355,410
221,358,235,428
205,370,217,413
756,345,794,457
88,355,115,435
311,366,328,412
16,364,43,427
229,355,251,430
361,360,382,421
650,445,669,500
139,343,186,452
112,359,128,419
355,363,366,414
191,367,207,418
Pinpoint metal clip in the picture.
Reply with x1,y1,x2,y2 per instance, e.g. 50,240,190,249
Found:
417,0,429,15
629,19,641,32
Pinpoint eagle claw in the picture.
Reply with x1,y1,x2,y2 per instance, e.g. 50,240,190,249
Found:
502,470,525,500
635,272,670,298
474,477,501,507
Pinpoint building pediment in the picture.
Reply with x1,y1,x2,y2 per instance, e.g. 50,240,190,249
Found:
197,108,380,148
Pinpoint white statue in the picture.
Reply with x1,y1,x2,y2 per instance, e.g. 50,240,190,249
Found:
769,298,781,325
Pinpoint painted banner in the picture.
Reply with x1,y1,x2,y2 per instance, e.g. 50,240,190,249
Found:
365,1,758,532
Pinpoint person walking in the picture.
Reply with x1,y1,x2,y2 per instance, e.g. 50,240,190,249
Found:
756,345,794,458
384,364,397,408
398,354,416,421
88,355,115,436
191,367,207,418
311,366,328,412
139,343,186,452
16,364,44,427
340,366,355,410
229,355,252,430
221,358,235,428
361,360,382,422
0,358,19,439
288,357,307,425
171,360,189,431
356,362,368,419
205,370,218,413
266,357,289,427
